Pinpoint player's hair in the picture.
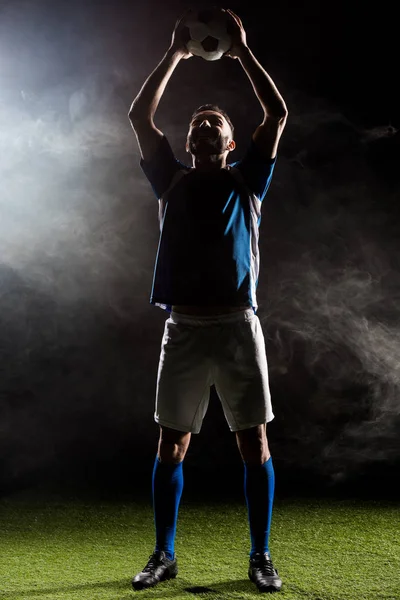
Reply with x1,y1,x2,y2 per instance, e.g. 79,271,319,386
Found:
190,104,234,137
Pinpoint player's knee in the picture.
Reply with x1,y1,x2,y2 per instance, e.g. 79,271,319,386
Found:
242,450,270,466
236,425,270,465
158,428,191,464
158,441,188,463
239,438,270,465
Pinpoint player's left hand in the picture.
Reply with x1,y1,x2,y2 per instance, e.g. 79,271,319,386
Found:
223,8,248,59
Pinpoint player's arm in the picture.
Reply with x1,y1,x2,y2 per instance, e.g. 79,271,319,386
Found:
224,9,288,161
128,10,193,162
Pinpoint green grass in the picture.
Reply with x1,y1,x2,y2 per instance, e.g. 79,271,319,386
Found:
0,492,399,600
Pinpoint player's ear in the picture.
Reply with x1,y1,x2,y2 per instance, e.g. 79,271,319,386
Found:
228,139,236,151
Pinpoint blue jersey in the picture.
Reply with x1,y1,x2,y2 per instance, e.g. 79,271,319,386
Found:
140,135,276,313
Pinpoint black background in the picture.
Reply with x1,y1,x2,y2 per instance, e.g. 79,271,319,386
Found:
0,0,398,500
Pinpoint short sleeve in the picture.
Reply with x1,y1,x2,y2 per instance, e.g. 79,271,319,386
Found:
140,135,182,200
231,139,277,202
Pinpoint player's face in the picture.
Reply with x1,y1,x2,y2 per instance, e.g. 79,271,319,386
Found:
186,111,233,156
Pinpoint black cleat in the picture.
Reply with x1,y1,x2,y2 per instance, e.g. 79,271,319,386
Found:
132,550,178,591
248,552,282,593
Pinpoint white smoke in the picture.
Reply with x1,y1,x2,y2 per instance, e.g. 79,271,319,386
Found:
0,0,158,314
256,99,400,480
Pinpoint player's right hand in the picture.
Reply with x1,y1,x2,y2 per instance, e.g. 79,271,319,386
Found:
169,9,193,59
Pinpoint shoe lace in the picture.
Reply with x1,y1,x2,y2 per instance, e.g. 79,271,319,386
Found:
143,554,161,572
256,555,276,576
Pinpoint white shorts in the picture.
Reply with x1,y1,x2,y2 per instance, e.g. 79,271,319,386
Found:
154,308,274,434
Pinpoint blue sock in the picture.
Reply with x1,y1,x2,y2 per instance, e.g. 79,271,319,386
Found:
152,455,184,561
244,457,275,558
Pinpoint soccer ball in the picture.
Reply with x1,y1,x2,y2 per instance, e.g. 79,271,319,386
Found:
182,7,232,61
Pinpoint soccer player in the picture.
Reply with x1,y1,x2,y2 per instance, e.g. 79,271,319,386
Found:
128,7,288,594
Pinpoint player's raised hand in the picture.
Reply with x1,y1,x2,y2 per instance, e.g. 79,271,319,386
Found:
170,9,194,59
224,8,248,59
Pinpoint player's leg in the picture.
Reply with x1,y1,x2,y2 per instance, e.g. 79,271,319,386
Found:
133,311,210,591
235,422,270,464
236,424,281,592
153,426,191,558
157,423,191,463
132,426,190,591
213,310,281,592
235,424,274,555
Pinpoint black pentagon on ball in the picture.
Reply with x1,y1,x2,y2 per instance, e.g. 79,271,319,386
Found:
201,36,220,52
